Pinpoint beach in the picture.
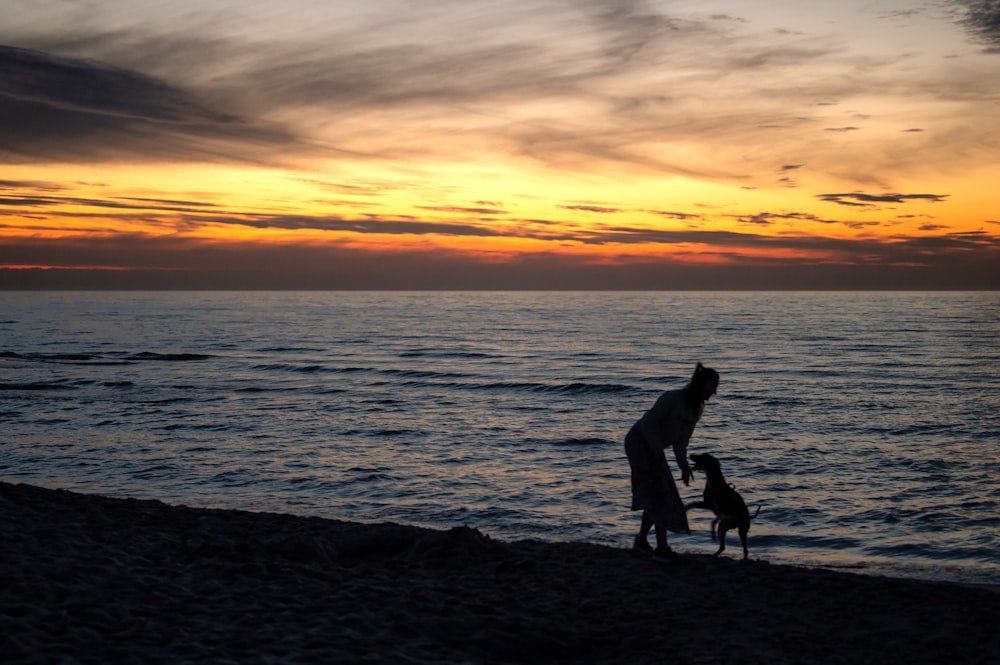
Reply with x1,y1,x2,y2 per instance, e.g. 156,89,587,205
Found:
2,481,997,664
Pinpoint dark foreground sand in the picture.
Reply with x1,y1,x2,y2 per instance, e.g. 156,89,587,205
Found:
2,482,997,665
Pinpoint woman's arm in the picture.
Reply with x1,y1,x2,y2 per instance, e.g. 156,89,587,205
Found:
673,433,694,486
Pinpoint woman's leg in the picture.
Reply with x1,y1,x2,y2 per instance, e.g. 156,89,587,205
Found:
634,511,653,550
653,519,668,551
637,511,671,553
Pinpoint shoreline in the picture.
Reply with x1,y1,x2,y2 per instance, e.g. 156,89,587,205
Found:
8,477,995,589
3,481,998,664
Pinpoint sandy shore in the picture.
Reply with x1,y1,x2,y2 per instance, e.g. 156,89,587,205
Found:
2,482,996,664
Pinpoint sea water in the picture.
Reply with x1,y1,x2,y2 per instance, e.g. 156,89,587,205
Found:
1,291,997,585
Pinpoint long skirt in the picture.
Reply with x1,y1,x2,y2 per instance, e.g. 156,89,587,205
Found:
624,426,690,534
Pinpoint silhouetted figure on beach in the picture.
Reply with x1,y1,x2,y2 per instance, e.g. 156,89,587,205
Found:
625,362,720,560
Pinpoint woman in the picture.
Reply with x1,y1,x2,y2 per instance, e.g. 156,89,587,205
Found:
625,362,720,559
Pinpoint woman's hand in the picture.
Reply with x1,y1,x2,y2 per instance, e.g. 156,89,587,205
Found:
681,466,694,486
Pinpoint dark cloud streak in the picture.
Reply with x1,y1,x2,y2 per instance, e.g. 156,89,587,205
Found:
953,0,1000,50
0,192,217,214
819,192,948,208
0,45,295,164
2,230,996,290
560,205,622,214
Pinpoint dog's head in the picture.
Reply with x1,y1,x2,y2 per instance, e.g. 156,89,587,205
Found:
689,452,721,473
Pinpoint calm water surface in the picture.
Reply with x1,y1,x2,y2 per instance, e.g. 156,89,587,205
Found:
1,291,997,585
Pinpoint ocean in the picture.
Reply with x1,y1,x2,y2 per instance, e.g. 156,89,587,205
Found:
1,291,997,586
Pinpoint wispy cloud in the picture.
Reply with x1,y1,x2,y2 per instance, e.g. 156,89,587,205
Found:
818,192,949,208
0,45,294,164
5,0,990,183
560,205,623,214
0,191,220,213
418,205,509,216
953,0,1000,51
648,210,705,221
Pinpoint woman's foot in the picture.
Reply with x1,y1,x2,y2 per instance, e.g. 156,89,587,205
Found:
632,536,653,552
652,546,678,562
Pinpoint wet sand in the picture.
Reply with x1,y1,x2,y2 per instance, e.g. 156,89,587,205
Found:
2,481,996,664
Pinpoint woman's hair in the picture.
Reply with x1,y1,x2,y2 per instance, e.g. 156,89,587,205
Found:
685,362,720,421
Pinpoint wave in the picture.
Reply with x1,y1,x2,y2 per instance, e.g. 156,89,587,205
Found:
373,378,641,396
385,368,476,380
2,350,212,364
139,397,196,405
2,351,90,361
1,351,133,366
130,464,182,480
471,381,639,395
339,428,425,439
243,361,642,397
861,542,1000,562
208,469,260,487
152,422,232,432
252,363,371,374
125,352,213,362
262,364,479,381
0,382,76,391
399,349,499,359
539,437,618,446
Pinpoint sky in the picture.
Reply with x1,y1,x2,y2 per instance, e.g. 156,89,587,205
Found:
1,0,998,289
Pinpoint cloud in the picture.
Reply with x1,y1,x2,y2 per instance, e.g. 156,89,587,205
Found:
953,1,1000,50
0,45,233,124
239,216,513,237
2,228,997,289
0,2,869,179
560,205,622,214
2,0,998,194
418,205,509,216
818,192,949,208
0,180,961,251
0,191,219,214
0,45,295,164
732,211,829,226
648,210,705,221
0,179,68,191
0,196,510,238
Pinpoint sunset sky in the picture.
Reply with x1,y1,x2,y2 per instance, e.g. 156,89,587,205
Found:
2,0,998,289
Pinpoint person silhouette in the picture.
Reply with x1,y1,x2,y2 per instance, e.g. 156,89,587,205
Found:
625,362,720,560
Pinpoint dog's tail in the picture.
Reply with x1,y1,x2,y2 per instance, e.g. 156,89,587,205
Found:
750,505,763,520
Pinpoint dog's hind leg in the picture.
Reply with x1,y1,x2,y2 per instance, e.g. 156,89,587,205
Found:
714,521,728,556
738,523,750,560
710,516,720,542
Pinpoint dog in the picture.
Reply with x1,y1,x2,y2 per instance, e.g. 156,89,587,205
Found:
685,452,761,560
